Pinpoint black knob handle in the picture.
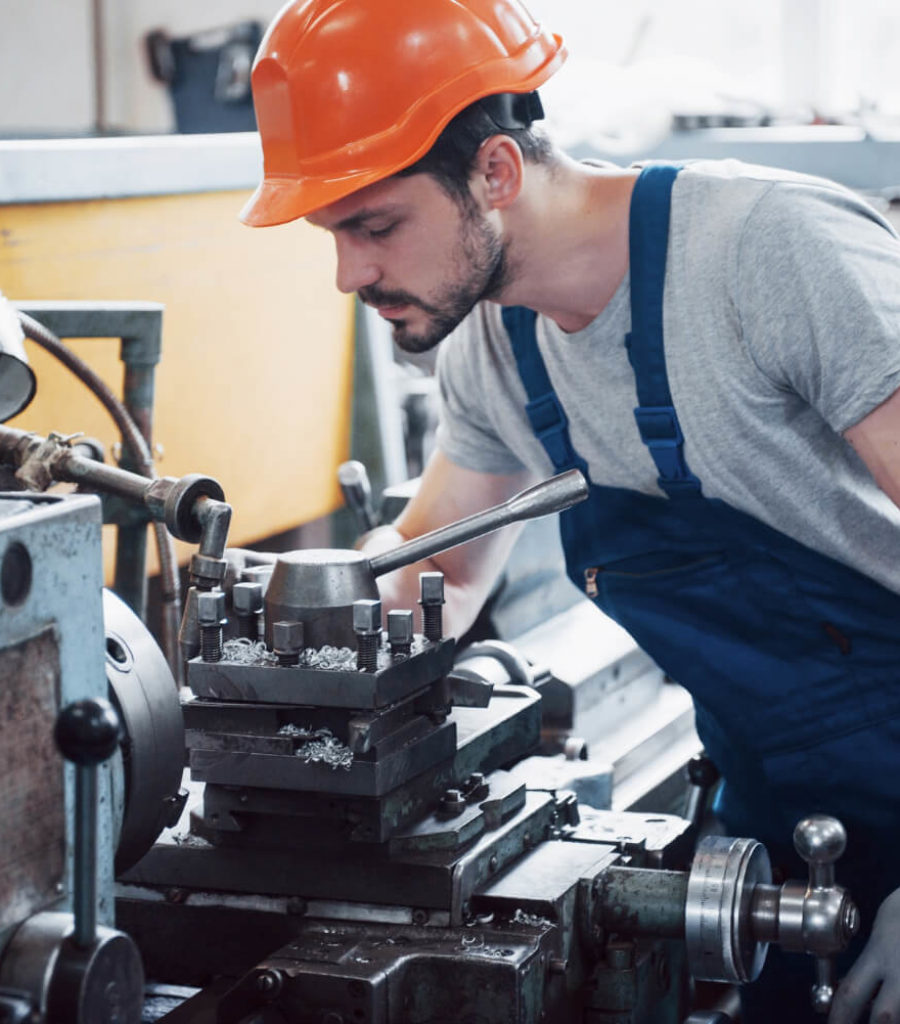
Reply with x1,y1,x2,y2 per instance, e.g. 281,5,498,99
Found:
686,753,720,788
54,698,120,766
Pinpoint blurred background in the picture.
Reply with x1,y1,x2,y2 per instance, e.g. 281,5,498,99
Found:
2,0,900,142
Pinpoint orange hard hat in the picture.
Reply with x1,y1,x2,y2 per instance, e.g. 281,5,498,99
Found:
239,0,566,227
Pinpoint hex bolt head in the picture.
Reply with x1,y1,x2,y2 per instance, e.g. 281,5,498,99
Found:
439,787,466,817
419,571,445,605
387,609,414,658
354,599,382,673
233,581,264,615
272,620,304,665
419,571,445,642
353,598,382,635
197,590,226,626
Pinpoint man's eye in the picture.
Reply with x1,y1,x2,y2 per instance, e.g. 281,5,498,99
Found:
368,223,397,239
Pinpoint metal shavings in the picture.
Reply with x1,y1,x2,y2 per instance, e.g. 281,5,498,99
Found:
277,723,309,738
299,645,357,670
222,638,278,665
511,909,551,927
171,833,212,849
459,934,512,958
297,642,426,671
278,724,353,771
223,636,430,672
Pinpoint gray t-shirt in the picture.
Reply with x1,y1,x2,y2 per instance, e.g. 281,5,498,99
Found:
435,160,900,595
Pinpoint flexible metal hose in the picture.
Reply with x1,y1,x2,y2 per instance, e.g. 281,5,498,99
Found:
17,312,182,675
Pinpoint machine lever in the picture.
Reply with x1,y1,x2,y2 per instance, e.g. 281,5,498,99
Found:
53,698,121,948
338,459,378,533
682,752,720,835
369,469,588,577
790,816,860,1014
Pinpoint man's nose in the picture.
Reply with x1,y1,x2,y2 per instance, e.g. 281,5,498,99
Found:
334,237,380,294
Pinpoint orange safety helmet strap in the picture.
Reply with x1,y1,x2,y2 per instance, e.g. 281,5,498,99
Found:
240,0,566,227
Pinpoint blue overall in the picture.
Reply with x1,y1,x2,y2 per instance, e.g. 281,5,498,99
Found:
502,164,900,1018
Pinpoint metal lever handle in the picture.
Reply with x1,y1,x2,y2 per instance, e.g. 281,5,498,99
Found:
790,815,860,1014
369,469,589,577
682,752,720,835
338,460,378,533
53,699,121,948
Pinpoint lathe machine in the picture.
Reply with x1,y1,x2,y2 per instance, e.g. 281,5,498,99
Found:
0,303,860,1024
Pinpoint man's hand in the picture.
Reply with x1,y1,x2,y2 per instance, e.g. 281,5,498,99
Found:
829,887,900,1024
361,451,535,637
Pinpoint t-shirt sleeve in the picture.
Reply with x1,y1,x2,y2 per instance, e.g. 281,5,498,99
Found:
434,306,529,475
736,182,900,433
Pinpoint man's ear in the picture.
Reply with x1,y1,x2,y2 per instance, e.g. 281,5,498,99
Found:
471,135,524,210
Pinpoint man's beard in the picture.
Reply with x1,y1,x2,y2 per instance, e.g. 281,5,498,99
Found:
358,203,509,354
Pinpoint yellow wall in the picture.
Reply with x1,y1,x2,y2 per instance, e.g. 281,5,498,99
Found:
0,190,354,572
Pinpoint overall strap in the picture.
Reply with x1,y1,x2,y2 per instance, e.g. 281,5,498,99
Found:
501,305,589,476
627,164,702,497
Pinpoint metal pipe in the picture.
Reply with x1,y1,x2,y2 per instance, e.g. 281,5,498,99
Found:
369,470,588,577
598,865,689,938
17,312,183,675
55,450,155,503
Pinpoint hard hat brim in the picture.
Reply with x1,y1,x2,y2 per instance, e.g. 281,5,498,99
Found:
239,168,402,228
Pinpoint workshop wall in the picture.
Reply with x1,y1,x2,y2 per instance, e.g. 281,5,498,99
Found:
0,0,285,136
0,190,355,572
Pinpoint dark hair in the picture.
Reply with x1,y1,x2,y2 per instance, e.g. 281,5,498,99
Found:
397,92,556,203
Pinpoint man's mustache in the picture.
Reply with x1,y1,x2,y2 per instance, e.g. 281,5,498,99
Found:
358,286,439,316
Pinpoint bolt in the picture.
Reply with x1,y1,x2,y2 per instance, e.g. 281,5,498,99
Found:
272,620,304,666
843,901,861,938
440,787,466,817
388,609,414,659
411,908,429,926
232,581,263,639
464,772,486,799
190,552,227,590
353,599,382,672
256,969,283,999
419,571,445,642
197,590,226,662
489,855,499,872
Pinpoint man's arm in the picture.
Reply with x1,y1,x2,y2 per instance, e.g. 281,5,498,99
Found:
361,450,536,637
843,385,900,507
831,389,900,1022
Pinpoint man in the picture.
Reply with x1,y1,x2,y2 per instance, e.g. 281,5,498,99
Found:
240,1,900,1020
